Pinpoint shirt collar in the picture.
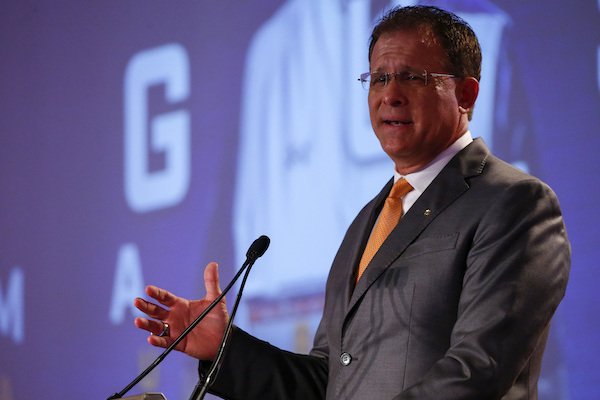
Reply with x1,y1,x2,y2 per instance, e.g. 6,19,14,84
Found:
394,131,473,196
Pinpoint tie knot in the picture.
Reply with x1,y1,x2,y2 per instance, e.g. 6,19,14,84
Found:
389,178,413,200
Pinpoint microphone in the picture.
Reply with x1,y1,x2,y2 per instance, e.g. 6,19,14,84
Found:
107,235,270,400
187,235,270,400
246,234,270,261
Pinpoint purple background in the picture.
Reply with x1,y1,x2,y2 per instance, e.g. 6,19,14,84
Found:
1,1,598,399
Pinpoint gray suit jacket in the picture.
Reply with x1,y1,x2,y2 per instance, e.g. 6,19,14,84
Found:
207,139,570,399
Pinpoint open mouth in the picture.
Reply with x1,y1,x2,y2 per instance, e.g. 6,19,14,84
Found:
384,120,412,126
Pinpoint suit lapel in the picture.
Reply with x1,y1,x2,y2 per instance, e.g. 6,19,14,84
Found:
345,139,490,321
328,178,393,328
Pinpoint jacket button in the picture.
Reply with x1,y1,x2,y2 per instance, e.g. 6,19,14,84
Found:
340,352,352,366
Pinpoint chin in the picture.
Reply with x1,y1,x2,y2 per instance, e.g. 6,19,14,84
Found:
383,147,412,163
381,139,410,154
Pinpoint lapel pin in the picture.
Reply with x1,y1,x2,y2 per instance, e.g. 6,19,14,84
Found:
423,209,432,216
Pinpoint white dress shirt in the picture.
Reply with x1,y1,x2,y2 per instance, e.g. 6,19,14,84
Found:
395,131,474,213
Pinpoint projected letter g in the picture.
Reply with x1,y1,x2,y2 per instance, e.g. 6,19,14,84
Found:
124,44,191,213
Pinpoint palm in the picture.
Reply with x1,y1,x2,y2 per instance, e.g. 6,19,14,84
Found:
170,295,229,360
134,262,228,361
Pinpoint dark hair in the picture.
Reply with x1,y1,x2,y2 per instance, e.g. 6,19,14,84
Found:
368,5,481,82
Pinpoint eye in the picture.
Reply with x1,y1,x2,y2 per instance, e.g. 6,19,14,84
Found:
370,72,388,87
400,71,425,83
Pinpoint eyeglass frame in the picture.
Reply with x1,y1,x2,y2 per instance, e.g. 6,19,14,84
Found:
358,69,459,90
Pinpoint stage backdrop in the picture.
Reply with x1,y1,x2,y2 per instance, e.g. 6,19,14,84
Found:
1,1,598,399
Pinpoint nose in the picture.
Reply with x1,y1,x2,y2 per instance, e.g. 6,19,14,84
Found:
381,79,408,106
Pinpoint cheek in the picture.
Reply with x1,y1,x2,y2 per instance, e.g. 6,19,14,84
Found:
419,93,457,124
367,92,377,110
367,95,379,126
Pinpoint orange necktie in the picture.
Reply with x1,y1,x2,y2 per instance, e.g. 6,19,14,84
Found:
356,178,413,282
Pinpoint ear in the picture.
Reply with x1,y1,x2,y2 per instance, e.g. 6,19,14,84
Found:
456,77,479,115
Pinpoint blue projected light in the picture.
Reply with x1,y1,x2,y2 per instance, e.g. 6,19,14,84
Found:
0,1,598,399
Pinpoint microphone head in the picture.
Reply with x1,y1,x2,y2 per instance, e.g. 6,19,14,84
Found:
246,235,270,261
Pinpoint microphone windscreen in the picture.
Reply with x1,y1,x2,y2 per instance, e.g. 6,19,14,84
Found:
246,235,270,261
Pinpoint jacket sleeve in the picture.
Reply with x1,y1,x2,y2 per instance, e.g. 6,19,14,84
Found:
396,179,570,399
204,325,328,399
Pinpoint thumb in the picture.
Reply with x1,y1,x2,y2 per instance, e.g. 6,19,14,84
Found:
204,261,222,301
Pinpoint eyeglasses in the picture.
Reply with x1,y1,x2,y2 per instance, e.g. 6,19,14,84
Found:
358,70,458,90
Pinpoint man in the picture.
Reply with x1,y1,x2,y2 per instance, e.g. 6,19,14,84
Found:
134,6,570,399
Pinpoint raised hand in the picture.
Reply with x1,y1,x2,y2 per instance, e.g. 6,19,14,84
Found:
133,262,228,361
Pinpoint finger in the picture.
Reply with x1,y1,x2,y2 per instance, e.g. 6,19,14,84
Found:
134,297,169,321
134,317,166,336
135,318,171,349
146,285,178,308
204,262,222,301
147,334,170,348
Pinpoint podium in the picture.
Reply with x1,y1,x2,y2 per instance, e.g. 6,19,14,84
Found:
121,394,166,400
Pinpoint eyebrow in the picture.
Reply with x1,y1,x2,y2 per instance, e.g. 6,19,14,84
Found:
371,66,421,73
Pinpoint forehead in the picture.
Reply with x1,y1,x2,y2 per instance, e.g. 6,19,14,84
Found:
370,28,448,71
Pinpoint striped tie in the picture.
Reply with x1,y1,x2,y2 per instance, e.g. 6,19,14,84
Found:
356,178,413,282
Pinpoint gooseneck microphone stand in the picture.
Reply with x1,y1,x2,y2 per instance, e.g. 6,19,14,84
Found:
107,235,270,400
187,256,254,400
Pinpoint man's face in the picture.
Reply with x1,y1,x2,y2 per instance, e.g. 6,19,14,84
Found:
368,29,473,174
